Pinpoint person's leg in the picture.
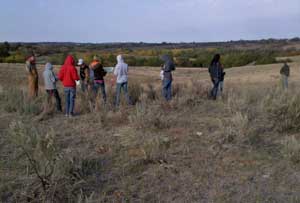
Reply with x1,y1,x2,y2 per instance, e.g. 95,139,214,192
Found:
122,82,131,105
80,80,85,92
53,89,62,112
219,81,224,93
167,80,172,101
64,88,70,115
115,83,122,106
93,82,99,97
284,75,288,89
70,88,76,115
162,79,169,100
100,83,107,103
212,79,219,100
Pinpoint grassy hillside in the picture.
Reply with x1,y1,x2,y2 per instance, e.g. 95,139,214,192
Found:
0,62,300,202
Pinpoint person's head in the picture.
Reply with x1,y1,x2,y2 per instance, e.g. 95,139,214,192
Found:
78,59,84,66
211,54,221,66
117,55,124,63
45,62,53,70
284,62,287,66
93,55,99,61
161,55,171,63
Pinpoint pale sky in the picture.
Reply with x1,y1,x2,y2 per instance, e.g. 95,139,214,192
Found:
0,0,299,42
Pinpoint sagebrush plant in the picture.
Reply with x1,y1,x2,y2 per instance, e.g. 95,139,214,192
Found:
264,88,300,132
0,88,42,115
281,135,300,165
7,121,99,202
129,102,172,130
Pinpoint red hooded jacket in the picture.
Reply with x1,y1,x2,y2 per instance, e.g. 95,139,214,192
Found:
58,55,79,88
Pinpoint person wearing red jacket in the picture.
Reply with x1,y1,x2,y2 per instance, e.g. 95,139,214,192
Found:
58,55,80,117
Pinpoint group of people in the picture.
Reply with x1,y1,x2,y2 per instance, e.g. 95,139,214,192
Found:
25,53,177,117
25,52,290,117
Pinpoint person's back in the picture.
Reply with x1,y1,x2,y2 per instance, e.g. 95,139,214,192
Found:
58,55,79,87
92,61,106,81
43,63,57,90
209,62,222,80
280,62,290,89
162,55,175,81
114,55,128,83
58,55,79,117
25,55,39,98
280,63,290,77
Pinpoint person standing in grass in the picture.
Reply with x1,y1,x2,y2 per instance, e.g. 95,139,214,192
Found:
58,55,80,117
90,56,107,103
219,68,226,94
280,62,290,89
161,55,176,101
77,59,90,92
43,63,62,112
114,55,131,106
25,53,39,98
209,54,223,100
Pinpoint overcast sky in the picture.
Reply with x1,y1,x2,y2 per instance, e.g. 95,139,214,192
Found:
0,0,299,42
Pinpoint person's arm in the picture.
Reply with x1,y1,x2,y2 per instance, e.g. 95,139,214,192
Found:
50,71,56,83
58,67,64,81
72,67,80,81
114,65,119,76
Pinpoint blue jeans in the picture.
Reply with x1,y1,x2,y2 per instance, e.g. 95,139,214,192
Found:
219,81,224,93
115,82,131,106
162,79,172,101
210,78,219,100
93,82,106,102
281,75,288,89
80,80,88,92
64,87,76,115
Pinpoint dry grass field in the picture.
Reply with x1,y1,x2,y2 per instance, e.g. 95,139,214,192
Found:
1,61,300,202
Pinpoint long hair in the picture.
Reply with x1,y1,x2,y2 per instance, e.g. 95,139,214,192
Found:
210,54,221,66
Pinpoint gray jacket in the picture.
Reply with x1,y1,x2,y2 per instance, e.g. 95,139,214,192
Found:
43,63,57,90
162,55,175,81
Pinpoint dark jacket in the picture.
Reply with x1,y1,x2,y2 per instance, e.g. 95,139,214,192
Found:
162,55,175,81
209,62,222,80
280,64,290,77
80,64,89,81
91,60,106,81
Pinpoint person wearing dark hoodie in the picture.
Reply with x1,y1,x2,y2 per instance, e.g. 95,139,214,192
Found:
90,56,107,103
161,55,175,101
209,54,223,100
43,63,62,112
58,55,80,117
280,62,290,89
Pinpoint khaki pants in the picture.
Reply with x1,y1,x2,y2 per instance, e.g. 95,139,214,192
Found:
28,68,39,98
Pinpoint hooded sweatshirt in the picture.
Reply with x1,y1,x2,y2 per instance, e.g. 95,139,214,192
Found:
162,55,175,81
114,55,128,83
43,63,57,90
280,63,290,77
209,62,222,80
58,55,80,88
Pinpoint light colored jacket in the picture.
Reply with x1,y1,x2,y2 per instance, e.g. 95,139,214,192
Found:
114,55,128,83
43,63,57,90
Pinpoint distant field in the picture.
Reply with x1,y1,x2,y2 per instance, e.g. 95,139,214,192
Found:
1,61,300,202
1,61,299,90
277,55,300,63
